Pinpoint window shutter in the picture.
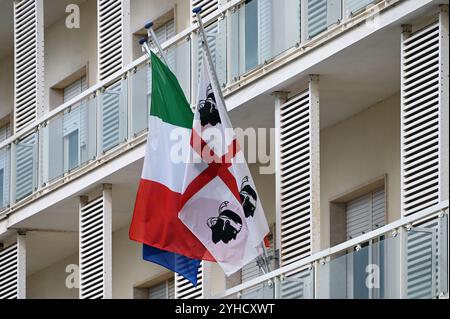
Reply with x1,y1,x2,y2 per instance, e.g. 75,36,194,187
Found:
148,278,175,299
0,236,26,299
97,0,125,81
279,267,314,299
13,0,44,133
406,215,447,298
174,263,203,299
191,0,219,24
307,0,327,38
401,22,442,217
15,133,38,201
241,236,274,298
79,189,112,299
258,0,273,63
154,20,176,70
345,189,385,240
0,244,18,299
278,85,319,266
100,81,127,153
0,125,11,208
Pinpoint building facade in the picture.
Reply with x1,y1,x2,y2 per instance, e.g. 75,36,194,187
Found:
0,0,448,299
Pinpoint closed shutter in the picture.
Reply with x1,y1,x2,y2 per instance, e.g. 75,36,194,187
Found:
98,0,124,81
401,22,441,217
279,268,314,299
79,191,112,299
13,0,44,132
407,215,447,298
197,18,227,87
0,125,11,208
191,0,219,24
346,188,386,240
154,20,176,70
148,278,175,299
241,236,274,298
307,0,327,38
101,81,127,152
258,0,272,63
0,244,18,299
278,89,315,266
15,133,38,201
174,263,203,299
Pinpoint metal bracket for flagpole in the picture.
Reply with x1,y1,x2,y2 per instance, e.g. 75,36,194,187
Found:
139,36,151,58
145,21,171,67
194,6,272,276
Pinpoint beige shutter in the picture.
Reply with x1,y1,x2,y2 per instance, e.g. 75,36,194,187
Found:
174,263,203,299
277,76,320,266
97,0,128,81
400,13,448,217
79,186,112,299
13,0,44,133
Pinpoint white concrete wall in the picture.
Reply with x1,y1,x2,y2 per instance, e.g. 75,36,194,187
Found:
43,0,97,110
319,93,401,249
27,254,78,299
0,54,14,119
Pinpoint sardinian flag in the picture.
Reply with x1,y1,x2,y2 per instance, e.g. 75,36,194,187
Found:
178,57,269,276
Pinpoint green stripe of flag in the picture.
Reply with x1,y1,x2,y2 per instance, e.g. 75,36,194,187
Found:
150,51,193,129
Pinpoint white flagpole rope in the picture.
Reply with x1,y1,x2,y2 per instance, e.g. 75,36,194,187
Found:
193,6,272,275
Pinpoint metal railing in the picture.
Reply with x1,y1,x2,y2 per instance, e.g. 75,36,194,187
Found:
213,201,449,299
0,0,397,215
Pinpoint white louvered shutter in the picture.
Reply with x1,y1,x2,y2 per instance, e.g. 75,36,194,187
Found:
0,125,11,209
279,267,314,299
406,215,447,299
307,0,327,38
79,190,112,299
258,0,272,63
97,0,125,81
13,0,44,133
191,0,219,24
174,263,203,299
346,189,386,240
196,19,227,90
401,20,447,217
15,133,38,202
241,236,274,298
149,278,175,299
0,244,18,299
0,236,26,299
101,81,127,152
154,20,176,70
278,82,319,266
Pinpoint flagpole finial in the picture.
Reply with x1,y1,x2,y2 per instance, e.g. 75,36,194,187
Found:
138,37,148,45
144,21,154,29
192,6,202,14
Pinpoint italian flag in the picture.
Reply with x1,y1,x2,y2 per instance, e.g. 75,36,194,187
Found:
129,51,214,262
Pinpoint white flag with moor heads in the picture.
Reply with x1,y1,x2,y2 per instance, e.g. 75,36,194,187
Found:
178,57,270,276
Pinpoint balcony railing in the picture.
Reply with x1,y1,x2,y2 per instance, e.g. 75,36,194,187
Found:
213,201,449,299
0,0,397,214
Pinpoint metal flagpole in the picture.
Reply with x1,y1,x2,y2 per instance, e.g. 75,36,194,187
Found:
144,21,171,67
193,7,272,274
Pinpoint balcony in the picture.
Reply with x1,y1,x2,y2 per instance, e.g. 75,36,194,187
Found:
213,202,449,299
0,0,412,215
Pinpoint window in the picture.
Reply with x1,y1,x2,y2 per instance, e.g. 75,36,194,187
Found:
134,277,175,299
346,188,386,240
62,76,87,171
0,122,10,209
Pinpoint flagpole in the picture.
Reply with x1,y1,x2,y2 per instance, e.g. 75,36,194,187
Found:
193,7,272,275
144,21,171,67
